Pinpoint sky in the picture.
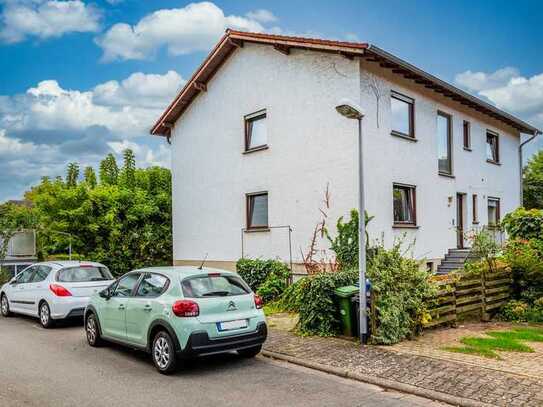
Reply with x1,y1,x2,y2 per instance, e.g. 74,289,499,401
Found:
0,0,542,201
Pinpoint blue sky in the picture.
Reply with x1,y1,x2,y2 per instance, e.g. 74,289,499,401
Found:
0,0,542,201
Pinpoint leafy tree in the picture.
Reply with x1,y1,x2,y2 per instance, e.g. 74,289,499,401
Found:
99,153,119,186
524,150,543,209
83,166,97,188
120,149,136,189
66,162,80,188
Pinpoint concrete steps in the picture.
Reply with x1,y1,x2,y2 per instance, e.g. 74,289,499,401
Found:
436,248,479,275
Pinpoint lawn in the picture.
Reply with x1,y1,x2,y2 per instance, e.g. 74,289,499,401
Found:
443,327,543,359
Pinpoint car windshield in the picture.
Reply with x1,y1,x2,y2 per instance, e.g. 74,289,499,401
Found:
57,266,113,283
181,275,250,298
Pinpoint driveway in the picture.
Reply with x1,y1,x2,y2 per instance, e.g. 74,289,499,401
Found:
0,316,445,407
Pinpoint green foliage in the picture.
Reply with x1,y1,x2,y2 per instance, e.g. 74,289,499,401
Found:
83,166,97,188
523,150,543,209
325,209,374,270
499,299,543,323
1,150,172,276
236,258,290,302
120,149,136,189
502,207,543,240
278,278,305,312
468,228,501,272
502,238,543,303
66,162,80,188
366,242,434,344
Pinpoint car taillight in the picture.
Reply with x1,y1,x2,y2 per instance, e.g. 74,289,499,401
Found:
254,294,263,309
49,284,72,297
172,300,199,317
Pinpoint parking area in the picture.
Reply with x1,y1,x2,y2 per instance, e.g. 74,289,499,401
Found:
0,316,446,407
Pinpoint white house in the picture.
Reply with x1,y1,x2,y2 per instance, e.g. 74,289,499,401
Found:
151,30,540,273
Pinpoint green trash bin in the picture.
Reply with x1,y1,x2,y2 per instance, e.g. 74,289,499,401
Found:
334,285,359,337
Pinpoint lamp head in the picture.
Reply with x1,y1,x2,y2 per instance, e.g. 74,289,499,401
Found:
335,99,364,120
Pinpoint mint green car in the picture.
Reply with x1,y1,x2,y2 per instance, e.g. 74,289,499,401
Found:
84,266,267,374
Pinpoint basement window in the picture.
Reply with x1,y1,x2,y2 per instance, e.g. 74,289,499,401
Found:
244,110,267,152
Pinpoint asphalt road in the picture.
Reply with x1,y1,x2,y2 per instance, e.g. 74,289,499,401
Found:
0,315,447,407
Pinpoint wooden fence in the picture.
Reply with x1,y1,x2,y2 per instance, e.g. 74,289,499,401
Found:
424,268,512,328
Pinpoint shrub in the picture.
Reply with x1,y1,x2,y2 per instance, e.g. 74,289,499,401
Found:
236,258,290,302
502,208,543,240
499,299,543,323
502,238,543,303
366,242,435,344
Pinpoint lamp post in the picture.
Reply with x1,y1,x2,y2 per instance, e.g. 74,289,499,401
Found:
335,99,368,344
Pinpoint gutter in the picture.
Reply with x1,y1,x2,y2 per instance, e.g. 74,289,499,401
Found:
519,131,541,205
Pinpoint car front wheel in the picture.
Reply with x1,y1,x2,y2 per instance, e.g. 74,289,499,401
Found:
86,313,104,347
39,302,54,329
152,331,177,375
0,295,11,317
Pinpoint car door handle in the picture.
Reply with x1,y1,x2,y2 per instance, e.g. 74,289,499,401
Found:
143,305,152,312
118,304,125,310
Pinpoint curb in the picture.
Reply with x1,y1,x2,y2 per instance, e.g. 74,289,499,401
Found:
261,349,493,407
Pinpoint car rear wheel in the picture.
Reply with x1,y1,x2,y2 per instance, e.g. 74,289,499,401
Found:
86,313,104,347
152,331,177,375
237,345,262,358
39,302,54,329
1,294,11,317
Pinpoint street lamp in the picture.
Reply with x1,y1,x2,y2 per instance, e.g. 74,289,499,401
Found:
335,99,368,344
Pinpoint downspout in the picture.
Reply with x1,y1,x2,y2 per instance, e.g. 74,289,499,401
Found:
519,131,541,206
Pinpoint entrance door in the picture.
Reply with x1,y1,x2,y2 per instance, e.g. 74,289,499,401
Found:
456,193,465,249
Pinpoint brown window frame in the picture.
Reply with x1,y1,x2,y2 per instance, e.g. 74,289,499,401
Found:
437,111,453,176
392,183,417,227
244,110,268,153
486,131,500,164
463,120,471,150
487,196,501,228
390,91,415,140
472,194,479,224
246,191,269,231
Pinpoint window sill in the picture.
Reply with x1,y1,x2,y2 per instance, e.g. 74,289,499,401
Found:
463,147,472,152
486,159,501,166
472,221,480,225
392,224,419,229
244,227,270,233
243,145,269,154
438,172,455,179
391,131,417,142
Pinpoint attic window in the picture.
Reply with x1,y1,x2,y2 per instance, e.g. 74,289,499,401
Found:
244,110,267,152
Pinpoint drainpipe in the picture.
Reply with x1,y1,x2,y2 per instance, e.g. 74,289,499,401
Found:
519,131,541,206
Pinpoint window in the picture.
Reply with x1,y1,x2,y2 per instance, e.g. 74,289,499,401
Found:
246,192,268,230
181,275,250,298
244,110,267,152
393,184,416,226
487,197,500,227
57,266,113,282
437,112,452,175
136,273,169,298
486,131,499,163
390,91,414,139
31,266,51,282
463,121,471,150
112,273,141,297
472,194,479,224
15,266,35,284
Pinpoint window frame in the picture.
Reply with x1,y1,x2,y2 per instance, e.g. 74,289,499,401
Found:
244,110,268,153
246,191,269,231
486,130,500,164
437,110,453,176
487,197,501,228
390,91,415,140
472,194,479,224
134,272,170,298
463,120,471,151
111,272,142,298
392,183,417,227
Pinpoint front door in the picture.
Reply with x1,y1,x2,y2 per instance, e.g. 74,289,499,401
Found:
101,273,141,340
10,266,38,313
456,193,465,249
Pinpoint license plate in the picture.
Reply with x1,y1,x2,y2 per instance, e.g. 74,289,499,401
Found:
217,319,248,331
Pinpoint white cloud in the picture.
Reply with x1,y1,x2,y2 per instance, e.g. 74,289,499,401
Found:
0,0,101,43
455,67,543,131
108,139,170,168
95,1,278,61
245,9,277,23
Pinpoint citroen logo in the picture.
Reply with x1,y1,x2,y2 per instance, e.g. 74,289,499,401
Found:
227,301,237,311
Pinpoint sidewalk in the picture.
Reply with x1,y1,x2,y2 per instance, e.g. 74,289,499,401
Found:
262,329,543,407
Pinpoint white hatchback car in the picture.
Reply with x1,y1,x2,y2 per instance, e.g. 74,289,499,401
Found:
0,261,115,328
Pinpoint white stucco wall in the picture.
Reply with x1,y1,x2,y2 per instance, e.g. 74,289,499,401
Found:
170,43,521,266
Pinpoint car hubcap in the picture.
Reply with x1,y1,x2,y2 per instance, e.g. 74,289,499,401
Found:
40,305,49,325
154,337,170,369
87,318,96,343
1,297,7,314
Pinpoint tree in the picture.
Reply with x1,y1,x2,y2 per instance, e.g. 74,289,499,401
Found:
120,149,136,189
66,162,79,188
99,153,119,185
83,166,97,188
524,150,543,209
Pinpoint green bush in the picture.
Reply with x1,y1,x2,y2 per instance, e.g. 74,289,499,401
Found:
499,299,543,323
502,208,543,240
502,238,543,303
366,242,435,345
236,258,290,302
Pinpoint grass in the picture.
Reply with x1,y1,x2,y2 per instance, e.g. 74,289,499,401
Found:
443,327,543,359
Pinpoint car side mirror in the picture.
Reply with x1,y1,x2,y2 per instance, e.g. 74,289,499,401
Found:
9,278,17,286
99,288,111,299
